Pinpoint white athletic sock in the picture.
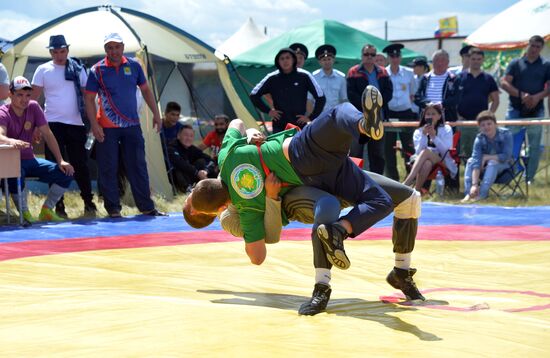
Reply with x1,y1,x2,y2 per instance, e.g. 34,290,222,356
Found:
394,253,411,270
315,268,331,286
44,184,66,209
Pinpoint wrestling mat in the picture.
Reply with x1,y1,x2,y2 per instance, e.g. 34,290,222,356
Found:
0,203,548,357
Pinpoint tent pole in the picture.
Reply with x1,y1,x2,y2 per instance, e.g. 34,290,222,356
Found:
109,5,176,198
224,56,270,134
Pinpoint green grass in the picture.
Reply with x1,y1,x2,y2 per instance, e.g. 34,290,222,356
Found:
398,154,550,207
1,156,549,224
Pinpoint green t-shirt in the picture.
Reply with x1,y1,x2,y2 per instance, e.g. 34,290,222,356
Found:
218,128,303,243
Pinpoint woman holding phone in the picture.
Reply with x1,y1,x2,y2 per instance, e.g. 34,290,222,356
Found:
403,102,456,192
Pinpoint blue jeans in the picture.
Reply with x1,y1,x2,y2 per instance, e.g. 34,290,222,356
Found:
8,158,72,193
288,102,393,236
506,106,545,181
464,158,510,199
96,126,154,214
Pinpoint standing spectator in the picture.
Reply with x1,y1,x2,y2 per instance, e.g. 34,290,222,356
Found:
500,35,550,183
160,101,183,143
31,34,96,218
462,111,512,202
411,57,430,116
449,45,473,74
375,53,387,67
311,44,347,112
250,48,325,133
456,47,500,158
414,49,460,123
0,76,74,223
197,113,230,161
289,43,308,68
347,44,393,174
0,62,9,105
383,43,417,180
403,103,457,192
84,33,166,218
168,124,217,193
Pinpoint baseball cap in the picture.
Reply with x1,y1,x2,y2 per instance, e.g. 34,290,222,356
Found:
9,76,32,92
104,32,124,45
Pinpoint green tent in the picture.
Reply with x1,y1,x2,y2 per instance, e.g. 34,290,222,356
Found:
227,19,425,124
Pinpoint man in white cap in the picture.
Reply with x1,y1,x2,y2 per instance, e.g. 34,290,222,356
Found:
84,33,166,218
0,76,74,224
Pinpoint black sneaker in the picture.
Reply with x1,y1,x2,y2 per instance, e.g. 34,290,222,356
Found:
360,85,384,140
55,201,69,219
298,283,332,316
84,201,97,216
386,267,425,301
317,222,350,270
143,209,168,217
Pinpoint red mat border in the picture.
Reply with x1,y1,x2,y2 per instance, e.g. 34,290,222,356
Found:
1,225,549,262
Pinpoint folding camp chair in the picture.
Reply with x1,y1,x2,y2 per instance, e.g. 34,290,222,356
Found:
424,131,462,195
490,127,529,199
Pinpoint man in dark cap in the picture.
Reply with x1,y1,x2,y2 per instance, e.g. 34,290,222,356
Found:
289,43,308,68
311,44,347,112
250,48,326,133
382,43,416,181
31,35,97,217
450,45,473,74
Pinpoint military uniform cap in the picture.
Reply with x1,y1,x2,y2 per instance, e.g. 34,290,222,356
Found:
382,43,404,56
289,43,309,58
315,44,336,59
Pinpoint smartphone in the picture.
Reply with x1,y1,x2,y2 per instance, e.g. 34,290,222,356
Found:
425,117,433,125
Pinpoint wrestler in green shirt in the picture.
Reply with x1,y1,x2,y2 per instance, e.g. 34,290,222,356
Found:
218,127,303,243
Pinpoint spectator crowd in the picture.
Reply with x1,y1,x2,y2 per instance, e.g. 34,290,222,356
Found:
1,31,549,225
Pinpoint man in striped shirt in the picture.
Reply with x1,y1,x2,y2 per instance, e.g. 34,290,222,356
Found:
414,49,460,122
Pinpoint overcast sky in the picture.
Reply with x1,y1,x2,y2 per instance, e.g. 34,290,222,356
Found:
0,0,519,47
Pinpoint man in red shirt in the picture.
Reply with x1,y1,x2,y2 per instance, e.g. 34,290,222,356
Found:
197,114,229,161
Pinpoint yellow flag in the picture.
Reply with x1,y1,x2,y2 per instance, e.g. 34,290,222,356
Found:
435,16,458,38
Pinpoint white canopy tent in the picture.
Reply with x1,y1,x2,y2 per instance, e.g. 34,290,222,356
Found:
2,5,256,200
215,17,268,59
466,0,550,52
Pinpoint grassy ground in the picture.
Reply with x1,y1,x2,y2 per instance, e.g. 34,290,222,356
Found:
1,156,549,224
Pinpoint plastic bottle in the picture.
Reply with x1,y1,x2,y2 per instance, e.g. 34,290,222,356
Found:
435,169,445,197
84,132,95,150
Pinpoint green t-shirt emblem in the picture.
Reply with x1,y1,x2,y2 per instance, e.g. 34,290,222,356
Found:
231,164,263,199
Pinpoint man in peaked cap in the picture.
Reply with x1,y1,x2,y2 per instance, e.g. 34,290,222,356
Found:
289,43,309,68
311,44,347,112
382,43,416,181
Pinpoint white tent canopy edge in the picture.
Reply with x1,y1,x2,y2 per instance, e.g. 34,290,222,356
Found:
1,5,257,200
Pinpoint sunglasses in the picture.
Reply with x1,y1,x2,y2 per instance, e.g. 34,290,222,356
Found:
362,52,376,57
